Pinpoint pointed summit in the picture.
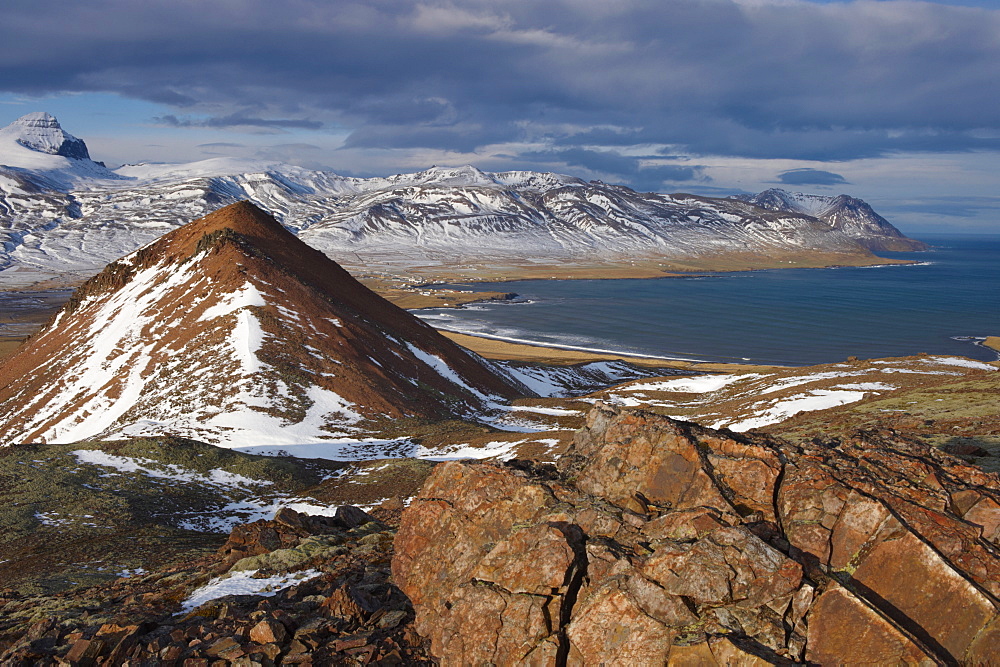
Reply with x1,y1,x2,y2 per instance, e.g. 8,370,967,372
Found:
151,200,299,261
0,202,529,447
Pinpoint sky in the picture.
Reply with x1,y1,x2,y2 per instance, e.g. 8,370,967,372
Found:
2,0,1000,233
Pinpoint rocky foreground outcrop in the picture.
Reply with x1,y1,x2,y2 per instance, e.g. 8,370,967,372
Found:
4,404,999,664
393,404,1000,664
0,507,432,665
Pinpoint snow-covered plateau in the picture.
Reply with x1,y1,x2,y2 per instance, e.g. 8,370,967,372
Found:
0,113,925,286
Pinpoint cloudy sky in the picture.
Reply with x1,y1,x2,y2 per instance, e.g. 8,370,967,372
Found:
2,0,999,233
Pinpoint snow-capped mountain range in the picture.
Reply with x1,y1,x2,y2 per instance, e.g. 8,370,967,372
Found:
0,113,925,285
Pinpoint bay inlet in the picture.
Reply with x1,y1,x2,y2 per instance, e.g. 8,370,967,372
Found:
415,234,1000,366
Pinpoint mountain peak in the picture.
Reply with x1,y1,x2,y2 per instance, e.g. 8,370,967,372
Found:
0,202,528,446
735,187,928,252
1,111,91,159
188,200,291,238
415,164,496,187
12,111,60,127
141,200,301,267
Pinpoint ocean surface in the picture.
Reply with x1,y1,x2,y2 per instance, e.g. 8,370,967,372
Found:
416,233,1000,366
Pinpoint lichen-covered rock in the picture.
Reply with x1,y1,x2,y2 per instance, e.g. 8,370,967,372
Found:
393,404,1000,665
805,585,933,665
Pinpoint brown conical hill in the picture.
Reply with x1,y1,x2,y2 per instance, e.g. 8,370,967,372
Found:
0,201,530,447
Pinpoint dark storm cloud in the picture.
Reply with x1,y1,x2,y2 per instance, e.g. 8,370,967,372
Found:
882,197,1000,219
342,122,516,153
2,0,1000,165
520,147,704,191
777,168,848,186
156,114,322,131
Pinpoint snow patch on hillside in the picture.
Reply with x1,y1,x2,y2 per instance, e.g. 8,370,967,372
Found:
725,389,868,432
71,450,273,489
181,569,322,613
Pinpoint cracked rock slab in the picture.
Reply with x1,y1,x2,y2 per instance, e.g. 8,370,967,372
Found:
393,404,1000,665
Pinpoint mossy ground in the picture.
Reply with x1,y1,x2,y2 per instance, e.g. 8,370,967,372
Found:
0,437,437,595
772,370,1000,471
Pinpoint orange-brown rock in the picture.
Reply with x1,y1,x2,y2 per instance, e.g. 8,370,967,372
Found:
217,507,360,568
805,586,934,664
393,404,1000,665
249,619,288,645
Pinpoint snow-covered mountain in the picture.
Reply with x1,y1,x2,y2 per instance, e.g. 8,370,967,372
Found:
0,113,925,284
732,188,926,252
0,201,530,446
0,112,123,189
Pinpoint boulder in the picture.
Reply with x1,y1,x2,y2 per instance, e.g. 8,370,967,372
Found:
217,507,374,567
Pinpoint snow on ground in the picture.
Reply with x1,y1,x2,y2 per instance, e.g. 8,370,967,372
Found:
621,374,751,394
873,368,960,375
411,436,563,462
600,356,996,433
411,439,527,462
198,283,267,321
72,450,273,490
504,405,582,416
34,511,74,527
233,437,416,461
180,569,323,613
202,384,365,448
500,365,566,397
723,390,869,432
177,497,344,533
478,411,556,433
9,258,208,443
756,371,866,395
117,567,147,578
833,382,897,391
498,360,659,398
235,432,566,466
405,341,494,404
0,249,377,448
928,356,997,371
605,395,652,408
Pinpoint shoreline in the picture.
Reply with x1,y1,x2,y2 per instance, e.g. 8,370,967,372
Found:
372,255,919,288
981,337,1000,355
412,259,923,288
442,328,707,363
439,330,785,373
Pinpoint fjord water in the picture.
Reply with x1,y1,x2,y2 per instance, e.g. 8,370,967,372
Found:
417,234,1000,366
